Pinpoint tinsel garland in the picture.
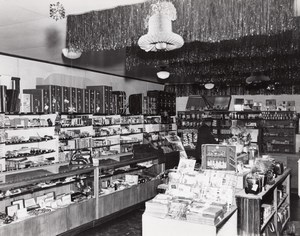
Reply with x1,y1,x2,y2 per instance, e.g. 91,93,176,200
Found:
126,53,300,85
66,0,294,51
164,83,298,97
125,30,300,70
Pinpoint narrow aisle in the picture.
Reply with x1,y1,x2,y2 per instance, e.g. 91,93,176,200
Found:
75,208,144,236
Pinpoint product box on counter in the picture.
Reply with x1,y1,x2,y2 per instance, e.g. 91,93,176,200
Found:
87,86,112,114
0,85,7,113
84,89,91,113
55,85,63,113
62,86,72,113
112,91,126,115
94,90,104,114
36,85,57,113
77,88,84,113
21,93,32,113
23,89,44,113
89,89,96,114
70,87,77,112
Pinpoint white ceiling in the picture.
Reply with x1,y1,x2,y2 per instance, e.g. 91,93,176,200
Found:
0,0,146,75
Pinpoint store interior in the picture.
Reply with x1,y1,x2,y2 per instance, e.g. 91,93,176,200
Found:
1,0,300,236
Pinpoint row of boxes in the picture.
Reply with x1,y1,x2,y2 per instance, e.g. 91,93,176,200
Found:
147,91,176,116
0,86,6,113
128,92,176,115
23,85,126,114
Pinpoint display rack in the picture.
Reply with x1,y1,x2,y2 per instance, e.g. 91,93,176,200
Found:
201,144,247,171
143,115,178,150
261,111,297,154
92,115,121,156
3,114,59,171
235,168,291,236
120,115,144,154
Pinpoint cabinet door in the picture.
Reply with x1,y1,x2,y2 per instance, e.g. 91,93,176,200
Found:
66,198,96,230
236,197,261,236
0,208,68,236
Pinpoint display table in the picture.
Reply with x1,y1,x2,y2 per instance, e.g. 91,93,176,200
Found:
142,207,237,236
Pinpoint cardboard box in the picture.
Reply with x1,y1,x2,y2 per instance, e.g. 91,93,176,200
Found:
77,88,84,113
23,89,44,113
62,86,71,113
84,89,90,113
0,85,6,112
21,94,32,113
36,85,57,113
87,86,112,114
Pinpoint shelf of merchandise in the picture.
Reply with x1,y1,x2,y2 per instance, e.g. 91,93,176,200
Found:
92,115,121,156
235,168,291,236
3,114,59,171
143,115,178,152
0,150,163,236
0,112,175,236
261,111,297,154
120,115,144,154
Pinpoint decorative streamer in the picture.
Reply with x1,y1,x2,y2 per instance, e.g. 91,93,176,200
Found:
125,27,300,85
66,0,295,51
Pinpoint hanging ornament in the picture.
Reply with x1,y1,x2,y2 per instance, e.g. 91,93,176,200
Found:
50,2,65,21
138,1,184,52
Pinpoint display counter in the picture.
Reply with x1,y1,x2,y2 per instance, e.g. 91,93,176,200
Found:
142,207,237,236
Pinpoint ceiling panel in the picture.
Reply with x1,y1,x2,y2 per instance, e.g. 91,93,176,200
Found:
0,0,46,26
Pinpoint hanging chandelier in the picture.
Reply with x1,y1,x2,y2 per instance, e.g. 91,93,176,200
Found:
138,1,184,52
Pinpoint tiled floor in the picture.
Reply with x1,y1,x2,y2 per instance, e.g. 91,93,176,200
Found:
76,193,300,236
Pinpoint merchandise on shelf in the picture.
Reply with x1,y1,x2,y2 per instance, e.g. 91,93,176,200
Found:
144,165,238,225
3,114,59,171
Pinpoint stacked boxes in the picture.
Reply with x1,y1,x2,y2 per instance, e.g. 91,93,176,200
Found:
112,91,126,115
77,88,84,113
36,85,58,113
147,91,176,116
84,89,91,113
22,85,117,114
86,86,112,114
143,96,157,115
62,86,71,113
6,77,21,113
89,89,96,114
20,85,176,116
23,89,44,113
0,86,7,113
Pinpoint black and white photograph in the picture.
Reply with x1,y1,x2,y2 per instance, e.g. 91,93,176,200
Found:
1,0,300,235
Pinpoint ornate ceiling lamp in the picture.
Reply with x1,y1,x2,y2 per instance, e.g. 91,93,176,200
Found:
138,1,184,52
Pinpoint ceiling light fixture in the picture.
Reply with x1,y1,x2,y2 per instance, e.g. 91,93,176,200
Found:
138,1,184,52
157,71,170,80
246,72,270,84
50,2,65,21
204,83,214,90
62,48,82,59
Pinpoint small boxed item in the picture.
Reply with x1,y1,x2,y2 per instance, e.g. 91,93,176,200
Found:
234,98,244,111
